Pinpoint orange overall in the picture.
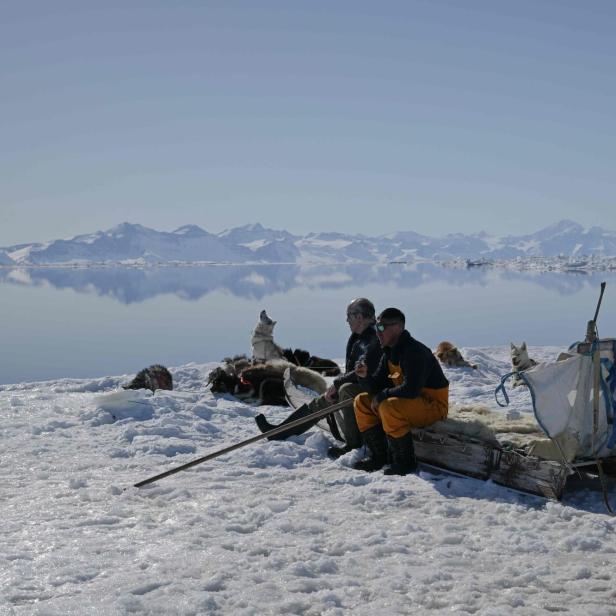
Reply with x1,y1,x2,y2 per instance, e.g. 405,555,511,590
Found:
354,360,448,438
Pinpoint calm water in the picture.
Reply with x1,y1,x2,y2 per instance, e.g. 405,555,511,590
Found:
1,263,615,385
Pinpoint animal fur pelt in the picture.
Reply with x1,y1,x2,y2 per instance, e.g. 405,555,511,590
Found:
281,348,341,376
425,405,578,462
510,342,538,387
207,356,326,406
251,310,284,363
434,341,477,369
123,364,173,393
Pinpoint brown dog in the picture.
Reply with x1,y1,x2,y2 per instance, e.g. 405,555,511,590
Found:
434,341,477,369
123,364,173,392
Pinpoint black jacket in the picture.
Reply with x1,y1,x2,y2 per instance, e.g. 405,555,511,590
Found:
333,325,382,391
361,330,448,403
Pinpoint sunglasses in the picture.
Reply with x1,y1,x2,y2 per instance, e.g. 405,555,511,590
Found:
375,321,399,332
346,311,362,320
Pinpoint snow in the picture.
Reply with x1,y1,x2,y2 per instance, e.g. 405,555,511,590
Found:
240,239,270,251
2,347,616,615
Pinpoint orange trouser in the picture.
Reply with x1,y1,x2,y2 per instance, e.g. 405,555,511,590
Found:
354,387,449,438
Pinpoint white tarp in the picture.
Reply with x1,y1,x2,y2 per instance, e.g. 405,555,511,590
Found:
521,342,615,460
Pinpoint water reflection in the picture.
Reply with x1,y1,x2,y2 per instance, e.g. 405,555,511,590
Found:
0,263,608,304
2,263,615,385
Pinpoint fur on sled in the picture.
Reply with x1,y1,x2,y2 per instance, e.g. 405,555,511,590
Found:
123,364,173,393
207,355,326,406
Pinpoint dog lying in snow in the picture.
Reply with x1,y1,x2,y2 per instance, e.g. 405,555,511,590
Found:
281,348,341,376
251,310,285,363
434,341,477,369
510,342,538,387
207,356,326,406
123,364,173,393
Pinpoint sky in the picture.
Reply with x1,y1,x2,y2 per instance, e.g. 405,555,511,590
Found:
1,0,616,246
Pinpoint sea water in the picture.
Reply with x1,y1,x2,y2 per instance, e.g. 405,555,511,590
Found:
1,263,614,385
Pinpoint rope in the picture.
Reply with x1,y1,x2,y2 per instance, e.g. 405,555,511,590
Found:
595,459,615,516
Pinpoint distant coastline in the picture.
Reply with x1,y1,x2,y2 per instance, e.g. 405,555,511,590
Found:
2,254,616,273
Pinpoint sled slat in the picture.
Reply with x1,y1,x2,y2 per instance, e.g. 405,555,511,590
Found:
413,429,493,480
490,450,569,500
413,429,570,500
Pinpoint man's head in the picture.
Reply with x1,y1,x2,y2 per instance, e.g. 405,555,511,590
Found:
375,307,405,347
346,298,376,334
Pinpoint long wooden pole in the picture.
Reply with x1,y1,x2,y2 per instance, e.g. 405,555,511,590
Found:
133,398,353,488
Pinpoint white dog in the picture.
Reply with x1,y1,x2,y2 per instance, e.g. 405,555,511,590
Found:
251,310,284,363
510,341,538,387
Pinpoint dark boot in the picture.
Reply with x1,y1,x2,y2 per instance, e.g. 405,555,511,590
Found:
384,432,418,476
327,444,353,460
254,404,318,441
353,425,388,472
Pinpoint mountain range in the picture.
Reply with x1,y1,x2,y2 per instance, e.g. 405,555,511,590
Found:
2,220,616,265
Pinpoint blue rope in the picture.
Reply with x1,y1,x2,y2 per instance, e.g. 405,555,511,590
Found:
603,340,616,449
494,371,516,407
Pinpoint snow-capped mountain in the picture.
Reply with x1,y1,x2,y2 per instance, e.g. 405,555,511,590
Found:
500,220,616,257
5,223,243,265
218,223,301,262
0,248,14,265
2,219,616,265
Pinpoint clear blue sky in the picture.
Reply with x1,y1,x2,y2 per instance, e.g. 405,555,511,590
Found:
1,0,615,245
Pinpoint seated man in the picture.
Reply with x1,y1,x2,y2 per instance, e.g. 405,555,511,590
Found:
255,298,383,458
354,307,449,475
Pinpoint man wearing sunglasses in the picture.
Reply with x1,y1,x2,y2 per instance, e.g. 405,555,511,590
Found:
255,298,382,458
353,307,449,475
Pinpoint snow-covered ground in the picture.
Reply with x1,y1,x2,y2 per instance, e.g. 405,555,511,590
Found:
2,346,616,615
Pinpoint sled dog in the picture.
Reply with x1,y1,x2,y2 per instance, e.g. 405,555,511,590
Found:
510,342,538,387
281,348,341,376
251,310,284,363
123,364,173,393
207,356,325,406
434,341,477,369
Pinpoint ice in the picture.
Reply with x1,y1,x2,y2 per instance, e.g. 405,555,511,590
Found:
1,349,616,614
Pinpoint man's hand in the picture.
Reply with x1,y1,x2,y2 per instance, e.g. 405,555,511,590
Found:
370,397,380,412
324,384,338,403
354,361,367,378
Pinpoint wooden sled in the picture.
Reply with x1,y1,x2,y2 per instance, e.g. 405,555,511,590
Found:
283,368,616,502
413,427,570,500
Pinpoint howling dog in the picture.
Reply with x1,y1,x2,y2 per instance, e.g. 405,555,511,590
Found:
251,310,285,363
510,342,538,387
434,341,477,369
